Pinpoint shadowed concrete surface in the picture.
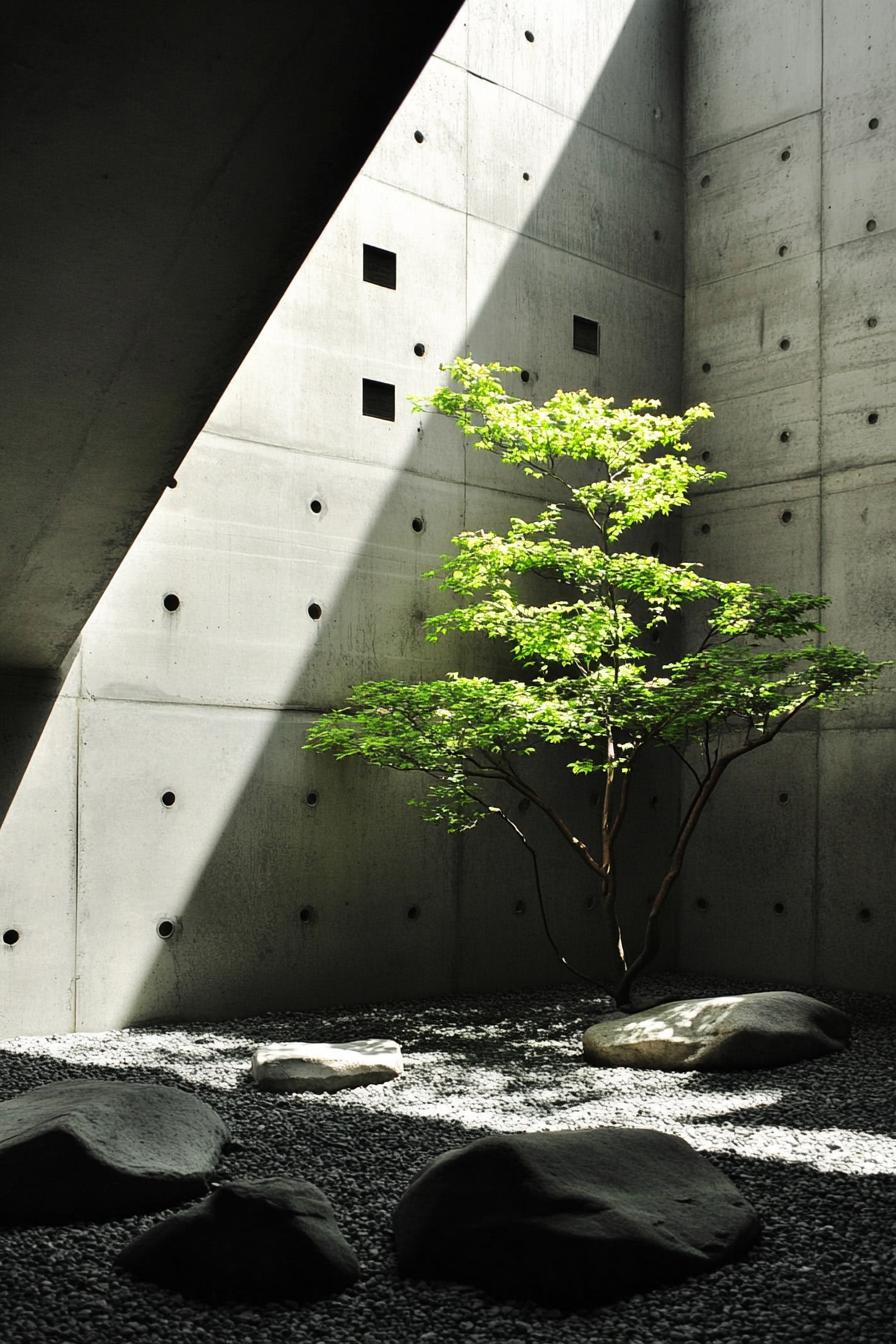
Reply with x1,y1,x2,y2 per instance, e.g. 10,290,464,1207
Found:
0,0,461,674
677,0,896,993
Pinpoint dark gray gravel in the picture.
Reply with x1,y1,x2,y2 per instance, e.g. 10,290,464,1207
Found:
0,972,894,1344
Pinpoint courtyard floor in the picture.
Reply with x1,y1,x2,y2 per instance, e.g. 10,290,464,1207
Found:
0,973,893,1344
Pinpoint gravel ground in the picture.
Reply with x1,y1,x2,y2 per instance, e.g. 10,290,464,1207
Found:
0,972,894,1344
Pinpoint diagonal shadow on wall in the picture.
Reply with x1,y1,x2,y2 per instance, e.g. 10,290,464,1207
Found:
84,0,688,1030
1,1,692,1033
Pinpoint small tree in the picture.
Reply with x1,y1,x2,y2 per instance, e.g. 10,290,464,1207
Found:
306,359,885,1008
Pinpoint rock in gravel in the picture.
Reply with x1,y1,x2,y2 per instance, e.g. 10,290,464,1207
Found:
117,1177,361,1302
393,1127,759,1306
0,1079,229,1224
251,1038,403,1093
582,991,850,1071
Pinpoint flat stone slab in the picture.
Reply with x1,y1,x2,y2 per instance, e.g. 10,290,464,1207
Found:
393,1127,759,1306
251,1039,403,1093
118,1177,360,1302
583,991,850,1071
0,1079,229,1224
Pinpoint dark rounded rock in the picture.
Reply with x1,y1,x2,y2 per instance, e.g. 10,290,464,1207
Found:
117,1177,361,1302
392,1127,759,1306
0,1080,229,1224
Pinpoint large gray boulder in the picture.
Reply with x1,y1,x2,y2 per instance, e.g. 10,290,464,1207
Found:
251,1038,403,1093
117,1177,361,1303
392,1128,759,1306
0,1079,229,1224
582,991,850,1071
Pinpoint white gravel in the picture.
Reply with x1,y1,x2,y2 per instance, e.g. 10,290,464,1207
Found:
0,972,894,1344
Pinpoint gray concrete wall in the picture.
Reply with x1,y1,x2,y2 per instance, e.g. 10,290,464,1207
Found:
0,1,685,1034
677,0,896,993
0,1,461,676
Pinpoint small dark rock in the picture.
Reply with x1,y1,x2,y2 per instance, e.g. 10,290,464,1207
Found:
117,1177,361,1302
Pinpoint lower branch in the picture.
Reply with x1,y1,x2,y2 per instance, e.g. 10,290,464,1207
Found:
492,807,615,995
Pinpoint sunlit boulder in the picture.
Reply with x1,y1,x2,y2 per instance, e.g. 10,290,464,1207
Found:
251,1038,403,1093
583,991,850,1071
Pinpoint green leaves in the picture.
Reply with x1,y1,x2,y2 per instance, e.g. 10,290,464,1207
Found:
308,358,888,834
411,358,718,536
305,676,549,830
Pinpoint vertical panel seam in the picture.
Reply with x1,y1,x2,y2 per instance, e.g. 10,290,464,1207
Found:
812,0,825,984
73,673,82,1032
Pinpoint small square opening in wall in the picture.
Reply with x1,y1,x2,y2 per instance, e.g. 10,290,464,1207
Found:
573,314,600,356
363,244,396,289
363,379,395,421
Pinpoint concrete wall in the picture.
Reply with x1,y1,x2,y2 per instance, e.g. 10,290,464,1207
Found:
677,0,896,993
0,0,685,1034
0,1,461,676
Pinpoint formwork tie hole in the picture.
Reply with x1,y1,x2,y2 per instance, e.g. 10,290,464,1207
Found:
696,898,709,911
522,171,530,181
299,905,315,924
858,908,873,923
163,593,180,612
307,602,322,620
778,244,788,257
779,337,791,351
2,929,20,946
166,478,178,489
866,316,878,329
700,174,711,188
868,412,879,425
156,919,176,940
778,792,790,804
407,905,421,921
524,29,534,42
869,117,879,130
515,900,526,916
520,369,531,383
779,430,791,443
780,148,791,162
773,902,785,915
309,498,323,514
161,790,176,807
411,516,425,533
866,218,877,232
780,510,793,524
413,129,424,144
701,450,712,462
413,342,426,356
305,790,319,807
653,229,662,241
701,361,711,373
700,522,711,534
